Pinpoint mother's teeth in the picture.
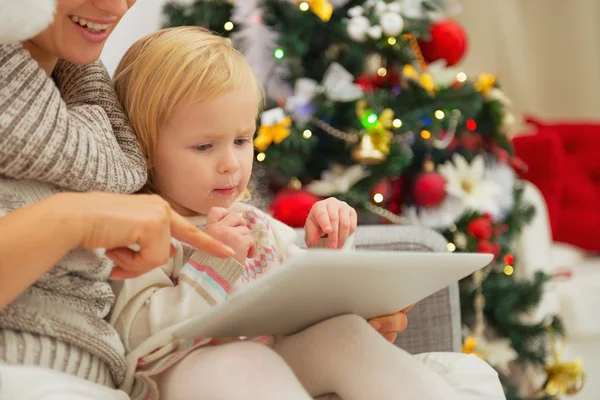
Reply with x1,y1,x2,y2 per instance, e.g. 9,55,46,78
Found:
69,16,109,31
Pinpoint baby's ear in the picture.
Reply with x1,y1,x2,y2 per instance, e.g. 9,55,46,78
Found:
0,0,56,44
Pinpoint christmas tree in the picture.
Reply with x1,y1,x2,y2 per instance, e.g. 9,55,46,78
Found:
164,1,584,398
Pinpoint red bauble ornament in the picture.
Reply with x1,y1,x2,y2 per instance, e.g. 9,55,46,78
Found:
269,189,320,228
413,172,446,207
477,240,501,259
467,217,493,240
419,20,468,67
356,70,401,93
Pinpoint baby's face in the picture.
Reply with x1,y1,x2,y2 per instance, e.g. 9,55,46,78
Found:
153,87,258,216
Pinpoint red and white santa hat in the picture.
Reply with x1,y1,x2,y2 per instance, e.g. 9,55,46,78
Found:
0,0,56,43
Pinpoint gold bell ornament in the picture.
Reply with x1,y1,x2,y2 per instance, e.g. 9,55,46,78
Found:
538,327,586,397
352,134,386,165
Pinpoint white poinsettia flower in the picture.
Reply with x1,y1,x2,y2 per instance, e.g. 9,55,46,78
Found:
484,160,516,218
306,165,370,197
438,154,502,216
400,197,466,229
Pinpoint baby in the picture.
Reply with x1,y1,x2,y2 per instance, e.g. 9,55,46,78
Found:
110,26,505,400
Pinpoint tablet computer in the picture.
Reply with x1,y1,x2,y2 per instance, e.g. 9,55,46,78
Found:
173,250,492,339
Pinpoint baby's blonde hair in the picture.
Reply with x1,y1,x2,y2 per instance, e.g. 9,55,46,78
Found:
113,26,263,195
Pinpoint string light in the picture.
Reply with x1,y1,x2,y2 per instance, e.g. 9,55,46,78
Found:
392,119,402,128
447,243,457,252
377,67,387,77
373,193,384,203
256,152,266,162
274,48,285,59
367,114,378,124
504,265,514,276
224,21,234,31
421,130,431,139
388,37,397,45
302,129,312,139
466,119,477,131
503,254,515,265
456,72,467,83
435,110,445,120
422,117,431,126
299,1,310,11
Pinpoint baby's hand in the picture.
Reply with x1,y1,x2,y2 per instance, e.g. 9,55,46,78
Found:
305,198,357,249
204,207,256,264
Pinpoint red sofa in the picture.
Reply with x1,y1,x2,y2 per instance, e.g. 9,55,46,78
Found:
512,118,600,252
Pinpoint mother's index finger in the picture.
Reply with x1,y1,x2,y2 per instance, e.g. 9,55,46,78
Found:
170,212,234,257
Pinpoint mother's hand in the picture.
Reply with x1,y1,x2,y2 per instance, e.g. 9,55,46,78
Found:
368,304,415,343
63,192,234,279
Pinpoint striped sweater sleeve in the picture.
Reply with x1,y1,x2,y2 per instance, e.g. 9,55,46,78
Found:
0,44,146,193
109,242,244,355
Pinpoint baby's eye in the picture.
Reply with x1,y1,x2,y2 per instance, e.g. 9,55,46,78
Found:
195,143,212,152
235,138,251,146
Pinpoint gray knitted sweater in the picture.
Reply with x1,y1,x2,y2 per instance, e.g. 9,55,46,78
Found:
0,44,147,386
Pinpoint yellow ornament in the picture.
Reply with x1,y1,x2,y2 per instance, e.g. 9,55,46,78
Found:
298,0,333,22
540,328,586,396
475,73,497,95
352,134,386,165
254,117,292,152
355,100,393,155
462,335,484,359
402,65,435,95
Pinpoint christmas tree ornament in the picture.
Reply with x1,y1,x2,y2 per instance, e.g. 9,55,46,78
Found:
306,165,370,196
432,109,461,149
402,65,435,95
254,108,292,151
269,189,320,228
296,0,334,22
427,60,462,88
462,335,483,358
423,158,435,172
474,73,496,95
352,134,386,164
405,33,428,71
476,240,501,259
288,177,302,190
367,25,383,40
539,328,586,397
419,19,468,67
286,62,363,123
412,172,446,207
379,12,404,37
467,217,493,240
347,5,364,17
347,15,371,42
356,100,394,155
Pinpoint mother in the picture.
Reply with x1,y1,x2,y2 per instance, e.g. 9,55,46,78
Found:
0,1,410,398
0,0,232,398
